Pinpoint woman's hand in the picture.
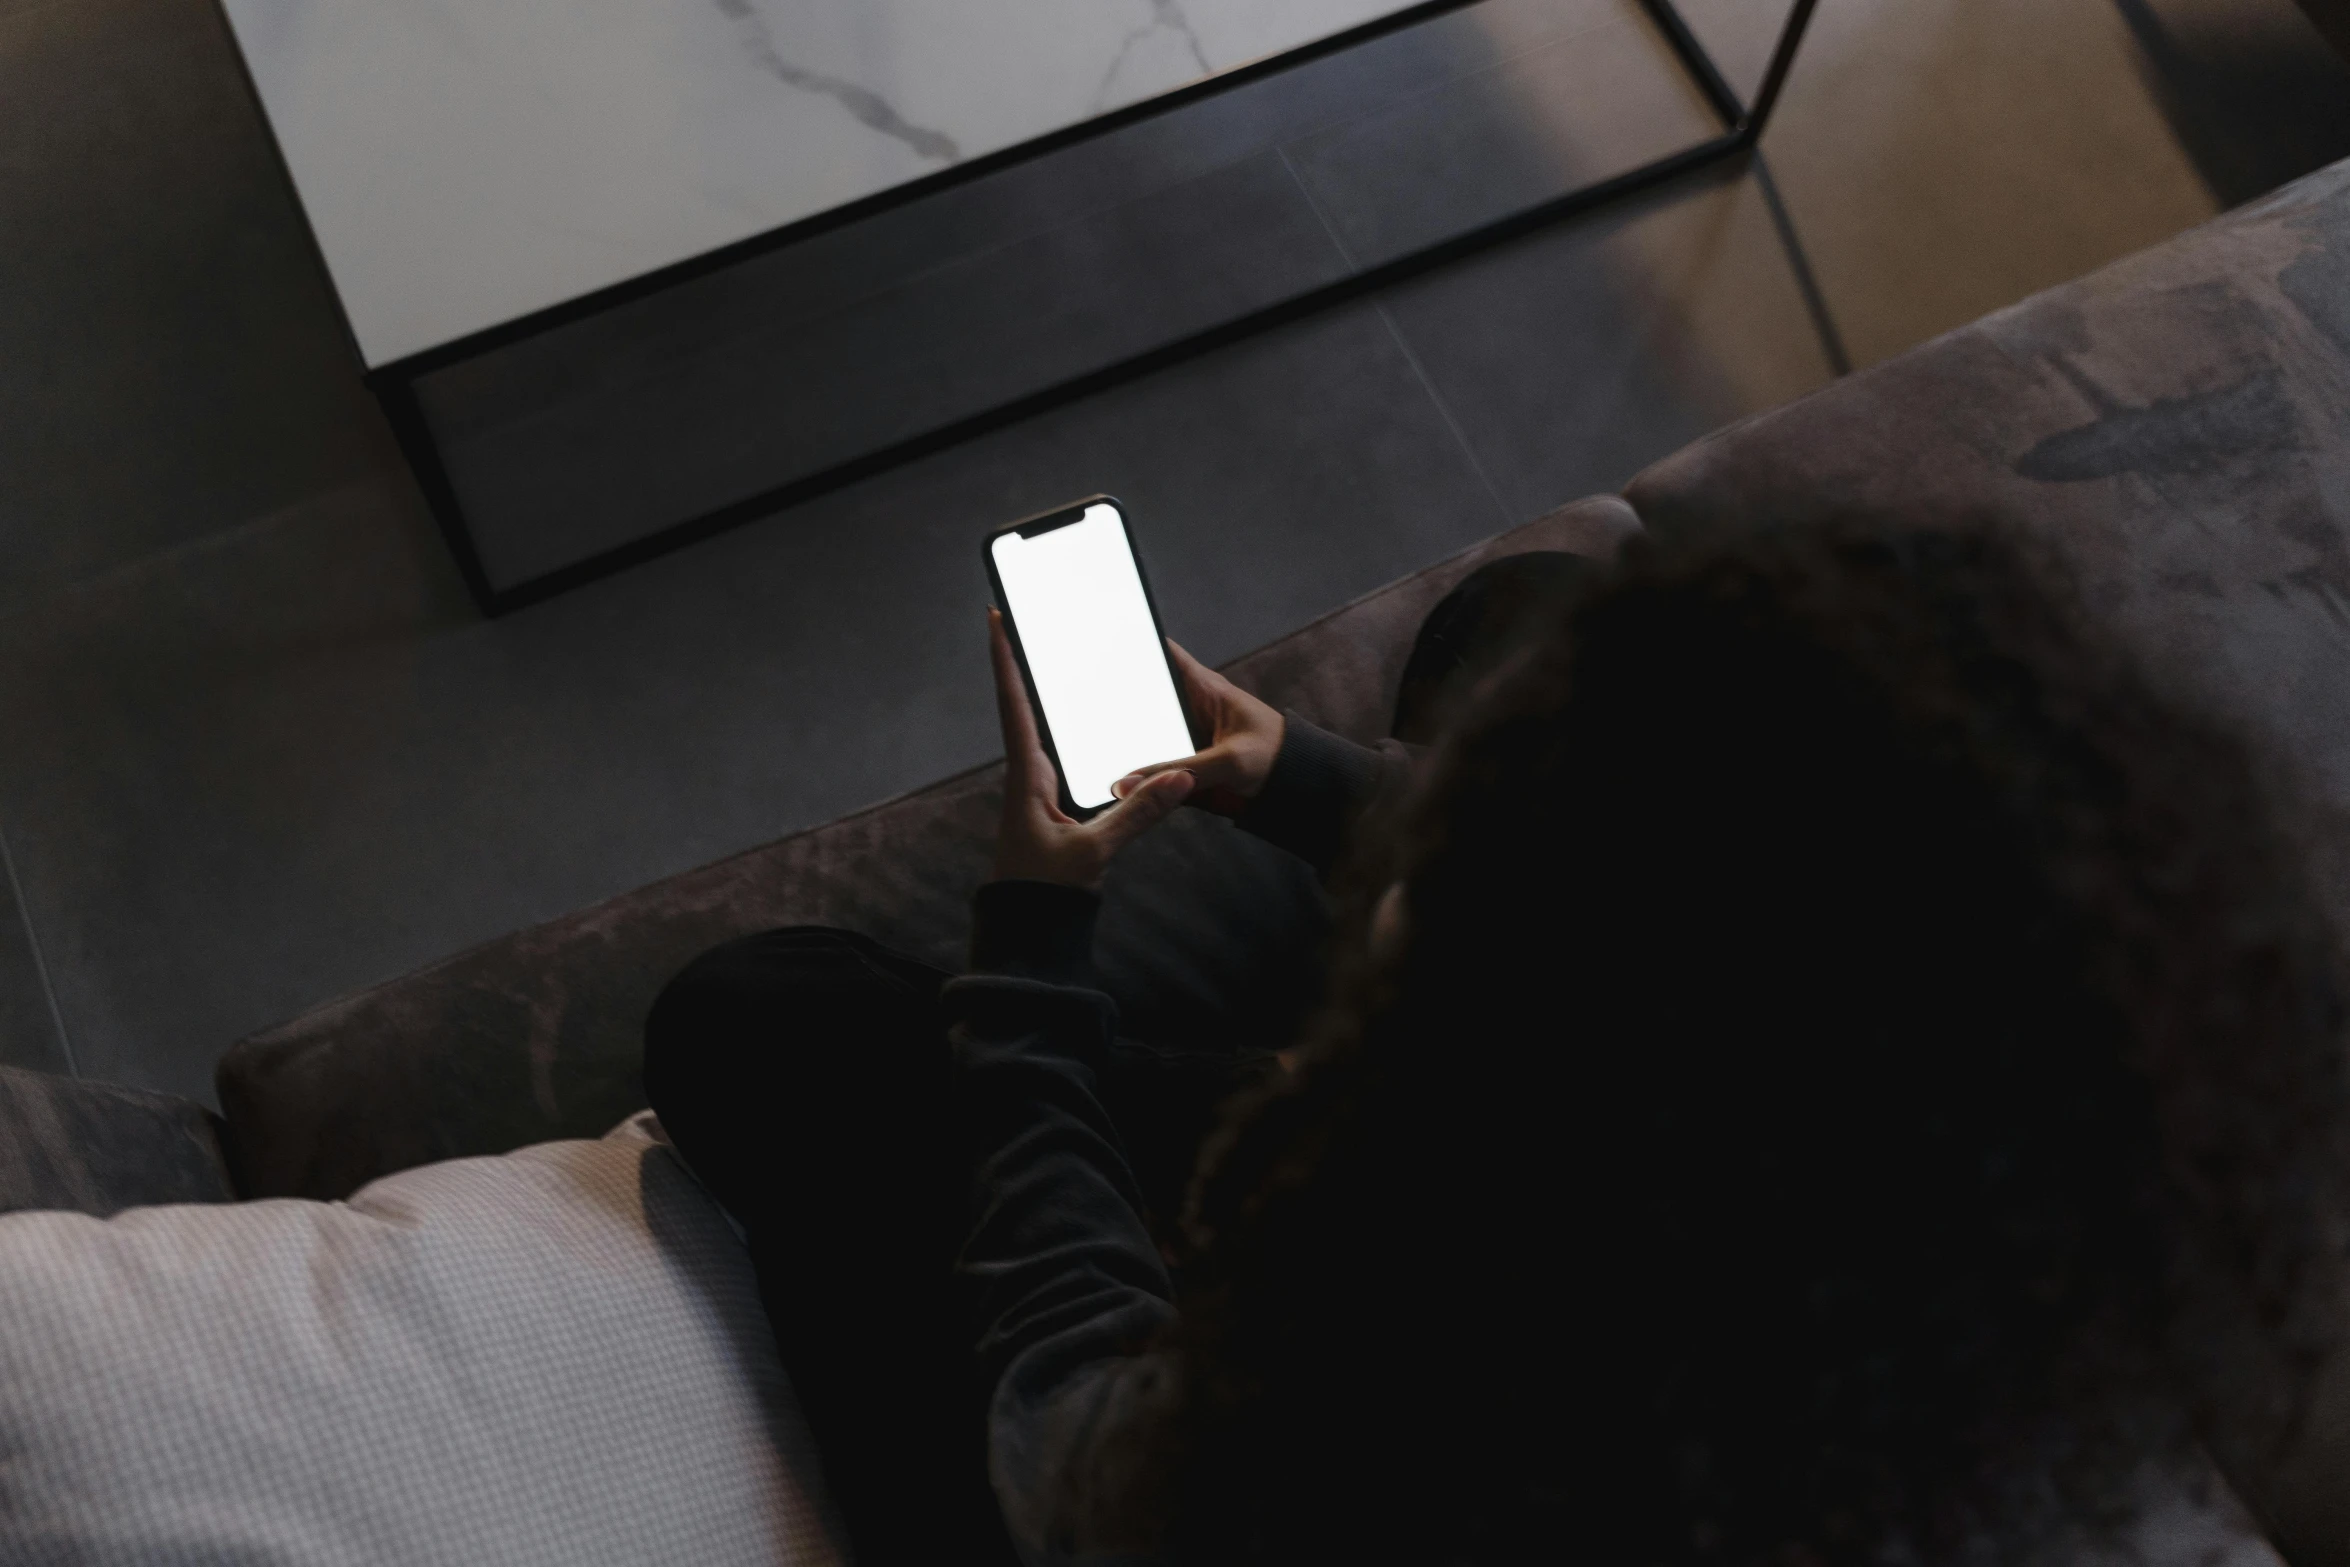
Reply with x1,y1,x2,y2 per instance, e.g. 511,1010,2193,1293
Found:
990,610,1195,890
1112,642,1285,818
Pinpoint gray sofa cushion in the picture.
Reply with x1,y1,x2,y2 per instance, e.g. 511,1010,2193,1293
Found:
0,1064,233,1216
0,1112,837,1566
216,497,1639,1201
1623,154,2350,1567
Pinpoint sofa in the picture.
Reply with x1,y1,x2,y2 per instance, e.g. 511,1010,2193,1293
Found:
5,151,2348,1560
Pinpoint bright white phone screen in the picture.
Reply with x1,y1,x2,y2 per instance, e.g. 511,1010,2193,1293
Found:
992,503,1194,810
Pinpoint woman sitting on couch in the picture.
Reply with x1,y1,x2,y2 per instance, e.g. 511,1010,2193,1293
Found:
648,516,2350,1567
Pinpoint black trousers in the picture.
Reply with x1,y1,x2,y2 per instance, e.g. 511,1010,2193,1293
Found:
643,550,1592,1565
646,928,1017,1565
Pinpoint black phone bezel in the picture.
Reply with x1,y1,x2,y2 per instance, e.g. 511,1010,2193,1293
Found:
982,494,1197,821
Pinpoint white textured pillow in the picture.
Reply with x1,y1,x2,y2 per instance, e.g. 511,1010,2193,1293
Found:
0,1112,840,1566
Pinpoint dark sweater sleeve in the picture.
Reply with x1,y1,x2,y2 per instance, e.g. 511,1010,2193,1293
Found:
951,880,1180,1566
1236,713,1415,879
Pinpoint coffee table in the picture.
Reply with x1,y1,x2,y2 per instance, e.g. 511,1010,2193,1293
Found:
218,0,1815,609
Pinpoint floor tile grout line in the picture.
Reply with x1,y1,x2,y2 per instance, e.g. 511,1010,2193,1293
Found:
1274,142,1361,272
1374,301,1518,529
0,815,77,1078
1270,145,1513,530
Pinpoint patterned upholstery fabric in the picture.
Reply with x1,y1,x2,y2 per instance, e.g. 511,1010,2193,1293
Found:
214,497,1639,1202
0,1064,233,1217
0,1113,839,1567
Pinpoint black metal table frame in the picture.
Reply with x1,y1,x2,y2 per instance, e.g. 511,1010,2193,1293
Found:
353,0,1820,614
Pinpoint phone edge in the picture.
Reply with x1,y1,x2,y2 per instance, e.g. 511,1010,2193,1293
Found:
980,494,1194,821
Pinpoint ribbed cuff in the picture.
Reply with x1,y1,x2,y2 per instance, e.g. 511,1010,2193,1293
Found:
1237,714,1391,876
970,879,1102,984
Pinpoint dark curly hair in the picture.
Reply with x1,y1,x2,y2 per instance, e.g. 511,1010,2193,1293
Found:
1132,517,2350,1565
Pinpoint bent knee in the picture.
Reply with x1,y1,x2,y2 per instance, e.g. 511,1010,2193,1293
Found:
643,926,938,1113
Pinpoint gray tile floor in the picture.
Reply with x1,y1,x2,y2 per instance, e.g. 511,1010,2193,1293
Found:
1,0,2345,1103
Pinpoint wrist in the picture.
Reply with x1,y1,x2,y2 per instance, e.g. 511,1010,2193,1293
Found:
992,844,1106,891
1243,712,1287,797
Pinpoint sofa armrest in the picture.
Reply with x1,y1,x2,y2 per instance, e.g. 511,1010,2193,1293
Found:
0,1065,236,1216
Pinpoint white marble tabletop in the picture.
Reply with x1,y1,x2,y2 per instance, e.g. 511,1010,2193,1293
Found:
221,0,1421,368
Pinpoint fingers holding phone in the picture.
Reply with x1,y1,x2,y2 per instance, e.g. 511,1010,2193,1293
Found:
989,609,1192,890
988,498,1268,884
1113,641,1284,817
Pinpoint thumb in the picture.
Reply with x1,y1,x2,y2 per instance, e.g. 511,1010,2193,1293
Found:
1116,744,1242,800
1088,768,1194,855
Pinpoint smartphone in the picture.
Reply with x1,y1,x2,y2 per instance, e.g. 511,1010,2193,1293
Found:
984,496,1195,816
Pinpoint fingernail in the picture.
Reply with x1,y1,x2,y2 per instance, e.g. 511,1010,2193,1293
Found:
1112,774,1140,799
